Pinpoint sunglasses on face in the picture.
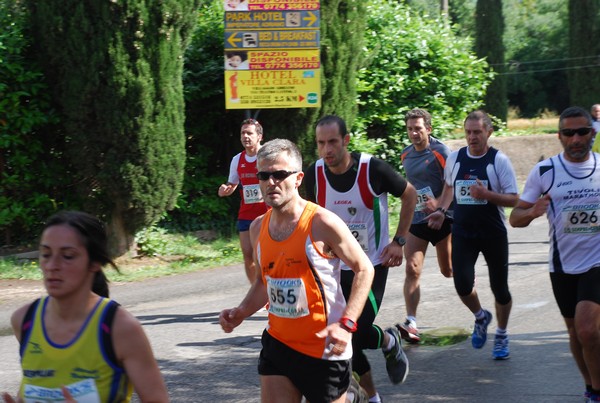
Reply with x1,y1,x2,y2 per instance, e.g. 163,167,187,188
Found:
559,127,593,137
256,170,298,181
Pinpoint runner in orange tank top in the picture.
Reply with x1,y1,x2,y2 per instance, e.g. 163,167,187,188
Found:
219,139,374,403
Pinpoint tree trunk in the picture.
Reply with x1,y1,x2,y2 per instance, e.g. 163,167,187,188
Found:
107,207,137,258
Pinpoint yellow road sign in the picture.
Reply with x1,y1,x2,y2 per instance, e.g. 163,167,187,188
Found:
225,69,321,109
247,0,320,11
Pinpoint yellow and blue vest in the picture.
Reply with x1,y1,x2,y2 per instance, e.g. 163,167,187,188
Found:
19,296,133,402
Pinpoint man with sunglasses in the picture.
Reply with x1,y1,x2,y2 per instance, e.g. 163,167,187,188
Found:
510,106,600,402
428,110,519,361
304,115,417,402
220,139,375,403
218,118,268,283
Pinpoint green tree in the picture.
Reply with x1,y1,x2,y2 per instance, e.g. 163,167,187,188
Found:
355,0,492,166
317,0,367,122
27,0,199,255
503,0,568,117
475,0,507,122
568,0,600,108
0,0,62,245
448,0,580,118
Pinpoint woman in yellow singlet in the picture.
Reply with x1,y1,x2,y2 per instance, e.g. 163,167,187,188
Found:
2,211,169,403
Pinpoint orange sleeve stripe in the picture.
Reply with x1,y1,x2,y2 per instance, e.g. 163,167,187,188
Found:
432,150,446,169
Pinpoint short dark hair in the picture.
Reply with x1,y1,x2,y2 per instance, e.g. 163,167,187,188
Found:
316,115,348,138
43,211,118,298
404,108,432,128
225,51,247,62
559,106,592,129
241,118,263,136
464,110,493,131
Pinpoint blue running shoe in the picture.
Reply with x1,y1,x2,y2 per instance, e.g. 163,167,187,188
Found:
471,309,492,349
383,327,409,384
492,335,510,360
587,393,600,402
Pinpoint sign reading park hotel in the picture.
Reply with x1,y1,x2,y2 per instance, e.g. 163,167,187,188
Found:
224,0,321,109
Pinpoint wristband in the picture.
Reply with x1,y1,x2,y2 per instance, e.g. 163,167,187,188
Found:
339,317,358,333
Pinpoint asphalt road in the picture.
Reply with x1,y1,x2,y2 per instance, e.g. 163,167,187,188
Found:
0,218,586,402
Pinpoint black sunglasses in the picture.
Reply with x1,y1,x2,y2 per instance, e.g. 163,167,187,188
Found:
256,170,298,181
559,127,593,137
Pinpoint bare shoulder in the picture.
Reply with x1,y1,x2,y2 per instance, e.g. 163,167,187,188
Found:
249,213,265,239
110,306,150,359
312,204,339,225
112,306,143,336
250,214,265,230
10,302,35,341
311,205,348,238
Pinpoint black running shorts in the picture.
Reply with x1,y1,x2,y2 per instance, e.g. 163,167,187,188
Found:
550,266,600,318
258,330,350,402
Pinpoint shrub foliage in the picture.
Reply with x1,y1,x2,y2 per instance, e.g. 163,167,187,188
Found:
0,0,63,246
26,0,199,254
355,0,492,168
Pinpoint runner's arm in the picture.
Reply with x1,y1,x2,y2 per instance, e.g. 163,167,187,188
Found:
219,215,268,332
218,182,238,197
392,181,417,239
509,195,550,227
426,182,454,230
470,180,519,207
218,156,241,197
113,308,169,402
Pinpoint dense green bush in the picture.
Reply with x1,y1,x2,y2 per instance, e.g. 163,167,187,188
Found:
0,0,64,245
27,0,199,255
355,0,493,168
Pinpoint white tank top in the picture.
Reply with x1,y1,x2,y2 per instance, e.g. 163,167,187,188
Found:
315,154,389,268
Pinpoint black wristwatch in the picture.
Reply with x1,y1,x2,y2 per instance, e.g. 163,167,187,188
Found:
339,317,358,333
392,235,407,246
436,207,447,214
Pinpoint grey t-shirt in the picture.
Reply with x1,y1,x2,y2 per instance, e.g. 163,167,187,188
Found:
401,137,451,224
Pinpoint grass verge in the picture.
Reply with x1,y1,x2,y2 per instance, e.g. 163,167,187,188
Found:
0,231,244,282
418,327,471,347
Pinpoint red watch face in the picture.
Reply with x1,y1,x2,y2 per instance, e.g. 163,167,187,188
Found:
341,318,357,332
